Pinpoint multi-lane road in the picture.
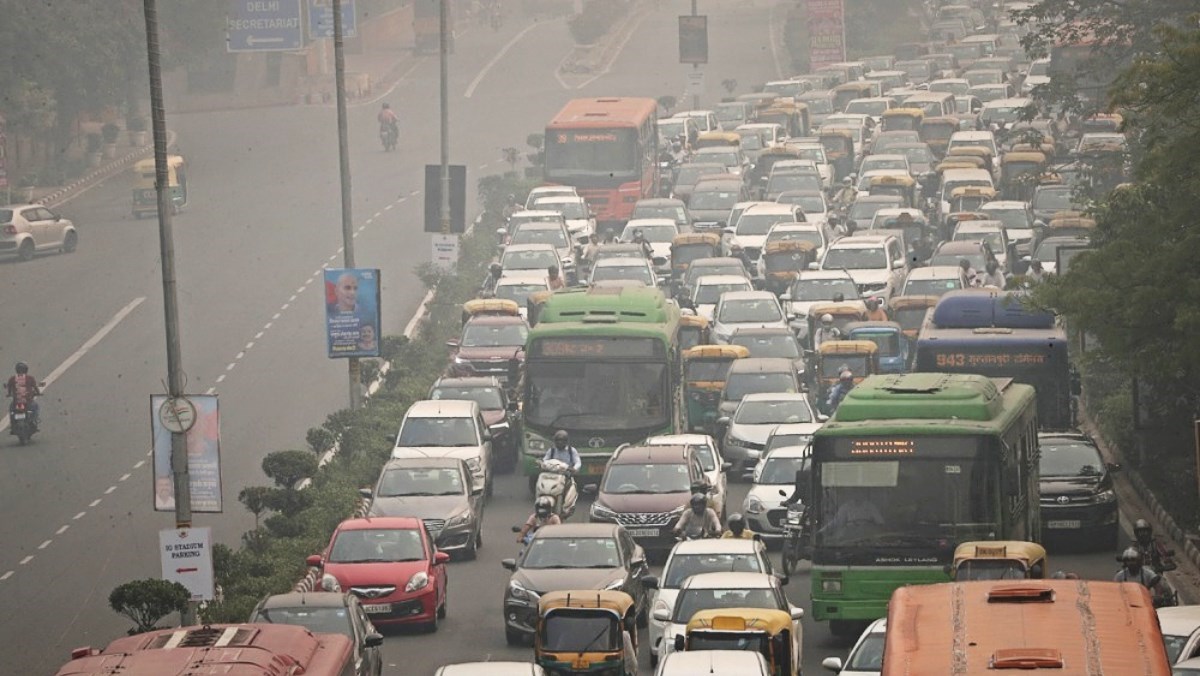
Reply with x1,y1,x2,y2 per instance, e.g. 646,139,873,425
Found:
0,1,1157,673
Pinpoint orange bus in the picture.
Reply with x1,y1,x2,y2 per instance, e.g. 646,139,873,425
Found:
544,97,659,230
55,623,354,675
883,580,1171,675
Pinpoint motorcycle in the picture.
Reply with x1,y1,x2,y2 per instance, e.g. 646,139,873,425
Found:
1134,538,1178,573
779,501,810,575
535,459,578,520
380,123,398,152
9,399,38,445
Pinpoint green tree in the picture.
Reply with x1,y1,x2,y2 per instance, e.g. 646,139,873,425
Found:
109,578,190,634
262,450,320,489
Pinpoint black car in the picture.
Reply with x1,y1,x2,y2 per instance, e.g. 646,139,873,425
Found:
1038,433,1120,550
500,522,649,646
249,591,383,675
429,376,521,471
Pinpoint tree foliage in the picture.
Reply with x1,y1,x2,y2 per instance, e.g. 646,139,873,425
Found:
109,578,190,634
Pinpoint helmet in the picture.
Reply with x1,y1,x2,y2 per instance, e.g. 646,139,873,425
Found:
14,362,28,374
821,313,833,324
689,493,707,509
731,243,743,252
840,369,854,381
553,430,569,444
1134,519,1153,540
727,513,745,533
842,177,852,186
535,496,553,515
489,262,502,274
381,102,390,109
1120,547,1143,565
865,297,879,310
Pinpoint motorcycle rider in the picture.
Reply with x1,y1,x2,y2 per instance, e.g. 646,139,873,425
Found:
729,243,755,276
673,493,721,539
516,496,561,543
5,362,40,426
833,176,857,209
1114,547,1172,604
542,430,582,473
377,102,399,145
813,313,842,349
1134,519,1176,572
720,513,755,539
865,297,888,322
631,229,654,259
826,369,856,412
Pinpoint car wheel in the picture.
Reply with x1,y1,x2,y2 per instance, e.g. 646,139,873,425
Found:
438,587,447,620
505,627,524,646
636,606,648,629
62,231,78,253
650,653,659,670
462,529,479,561
486,477,494,498
17,240,34,262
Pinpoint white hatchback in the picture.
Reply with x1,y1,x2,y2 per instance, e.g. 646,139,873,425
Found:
0,204,79,261
821,618,886,675
711,291,788,344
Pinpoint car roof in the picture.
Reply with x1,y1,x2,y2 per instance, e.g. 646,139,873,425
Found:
983,97,1032,107
741,392,809,403
495,273,549,286
666,540,759,559
635,198,685,207
854,195,905,204
257,591,351,609
437,663,543,676
980,201,1027,209
594,257,650,267
660,651,769,670
696,274,754,286
744,203,799,215
338,516,423,531
762,444,812,458
680,571,778,589
382,456,468,471
513,220,567,230
796,269,857,281
728,357,796,374
624,218,677,228
934,240,988,254
731,326,795,337
1157,606,1200,636
511,210,565,219
534,195,586,204
905,265,962,280
949,130,995,139
769,223,819,233
954,220,1005,233
612,444,690,464
874,208,925,218
864,154,907,161
504,243,558,253
405,399,478,417
535,522,622,538
830,235,891,248
646,434,717,447
433,376,503,388
719,290,779,302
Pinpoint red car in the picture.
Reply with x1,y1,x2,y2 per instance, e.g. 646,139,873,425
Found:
307,517,449,631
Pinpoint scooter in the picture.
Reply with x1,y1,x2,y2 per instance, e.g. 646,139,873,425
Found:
535,459,578,520
9,399,39,445
380,123,398,152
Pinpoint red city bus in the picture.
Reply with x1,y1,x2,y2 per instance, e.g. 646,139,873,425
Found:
544,97,659,231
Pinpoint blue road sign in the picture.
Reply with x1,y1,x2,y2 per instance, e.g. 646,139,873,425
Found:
309,0,357,39
227,0,304,52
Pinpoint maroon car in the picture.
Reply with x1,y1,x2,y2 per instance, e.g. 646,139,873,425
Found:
446,314,528,383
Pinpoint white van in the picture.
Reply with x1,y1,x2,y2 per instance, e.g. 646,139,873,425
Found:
393,399,493,497
436,663,544,676
656,650,770,676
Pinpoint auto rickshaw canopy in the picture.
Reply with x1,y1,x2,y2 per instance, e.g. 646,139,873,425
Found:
881,108,924,131
870,174,917,189
684,344,750,361
817,129,855,158
817,339,879,357
685,607,793,635
538,590,636,616
889,294,939,337
672,232,722,248
808,303,868,323
947,145,993,160
695,131,742,149
764,239,817,256
936,159,983,173
951,541,1047,581
1003,151,1047,166
463,298,521,317
950,185,997,200
679,314,710,330
134,154,185,176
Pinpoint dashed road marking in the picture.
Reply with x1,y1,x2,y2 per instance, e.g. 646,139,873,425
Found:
235,351,245,360
104,486,116,495
19,556,33,565
119,473,131,482
215,375,226,384
73,512,86,520
89,499,101,507
133,460,145,469
225,363,236,372
245,341,255,350
37,541,51,550
56,525,69,535
0,571,12,581
255,331,264,340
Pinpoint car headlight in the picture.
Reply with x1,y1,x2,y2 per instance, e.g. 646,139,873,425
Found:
489,421,510,432
527,435,548,452
746,495,764,514
821,579,843,593
1093,489,1116,504
453,355,470,365
465,457,482,473
445,509,472,528
591,502,618,521
405,571,430,593
508,580,537,602
604,579,625,591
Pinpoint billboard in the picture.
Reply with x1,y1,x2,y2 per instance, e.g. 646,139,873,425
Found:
678,15,708,64
152,395,222,513
324,268,381,358
806,0,846,70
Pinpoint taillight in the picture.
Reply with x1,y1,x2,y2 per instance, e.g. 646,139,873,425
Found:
2,225,16,235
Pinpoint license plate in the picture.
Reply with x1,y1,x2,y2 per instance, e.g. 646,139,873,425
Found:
628,528,659,538
363,603,391,614
583,462,606,475
1047,520,1081,529
11,413,25,420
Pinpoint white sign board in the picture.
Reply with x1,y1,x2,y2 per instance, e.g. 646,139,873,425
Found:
159,527,215,601
432,234,459,272
685,70,706,96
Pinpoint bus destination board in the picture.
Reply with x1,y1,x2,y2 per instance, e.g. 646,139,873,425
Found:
532,337,659,359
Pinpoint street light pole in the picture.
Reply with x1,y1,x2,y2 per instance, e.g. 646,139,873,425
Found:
439,0,451,236
691,0,700,110
332,0,361,409
142,0,194,625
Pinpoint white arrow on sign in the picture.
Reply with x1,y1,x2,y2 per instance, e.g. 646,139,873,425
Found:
247,35,286,45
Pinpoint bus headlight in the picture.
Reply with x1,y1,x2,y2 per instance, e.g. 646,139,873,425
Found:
527,435,548,452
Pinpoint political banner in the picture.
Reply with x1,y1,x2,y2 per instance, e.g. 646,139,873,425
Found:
806,0,846,70
151,395,222,513
324,268,381,358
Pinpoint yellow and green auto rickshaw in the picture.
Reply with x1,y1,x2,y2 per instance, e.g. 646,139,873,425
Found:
461,297,522,325
814,340,878,413
676,609,800,676
678,314,711,352
950,541,1047,581
683,345,750,433
949,185,998,214
536,591,638,676
888,294,938,346
1000,151,1047,201
132,154,188,218
670,232,723,288
761,240,818,296
818,129,855,182
946,145,995,176
920,116,960,159
694,131,742,151
881,107,925,132
868,174,919,208
758,102,810,139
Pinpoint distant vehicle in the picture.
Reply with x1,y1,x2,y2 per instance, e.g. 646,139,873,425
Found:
0,204,78,261
1037,432,1119,550
249,591,383,676
364,457,484,559
820,618,886,676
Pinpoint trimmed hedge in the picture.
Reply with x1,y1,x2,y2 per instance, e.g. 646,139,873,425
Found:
568,0,631,45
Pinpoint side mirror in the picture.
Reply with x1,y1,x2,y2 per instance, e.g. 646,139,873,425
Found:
506,400,519,412
817,414,830,422
364,632,384,648
501,558,517,571
721,461,733,471
653,607,672,622
641,575,660,590
471,485,484,496
1106,462,1122,473
630,555,646,569
482,430,493,441
510,525,522,533
445,338,460,349
582,484,599,496
305,554,323,567
821,657,845,673
434,551,450,564
778,573,790,585
1033,220,1046,229
780,292,792,301
790,607,804,620
807,262,820,270
716,417,731,427
892,259,905,269
358,488,373,500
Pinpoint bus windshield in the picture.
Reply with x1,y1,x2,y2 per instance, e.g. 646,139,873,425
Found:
526,360,669,430
546,128,639,179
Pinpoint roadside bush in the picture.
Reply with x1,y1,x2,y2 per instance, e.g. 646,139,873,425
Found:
568,0,630,45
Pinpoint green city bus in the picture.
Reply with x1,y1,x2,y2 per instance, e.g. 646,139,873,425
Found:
520,287,682,482
808,372,1040,636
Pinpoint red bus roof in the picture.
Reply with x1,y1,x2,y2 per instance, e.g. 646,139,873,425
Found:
546,97,659,130
56,624,354,676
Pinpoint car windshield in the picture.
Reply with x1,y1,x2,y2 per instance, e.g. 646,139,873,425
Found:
823,247,887,270
691,445,717,472
633,205,688,224
731,334,801,359
981,207,1029,231
735,399,812,424
622,224,676,242
931,250,985,269
718,299,782,323
510,227,567,248
509,214,563,229
847,634,886,671
676,166,723,185
766,434,813,453
903,277,961,296
1034,240,1070,263
535,199,588,219
1033,188,1075,211
739,134,764,150
602,463,691,494
663,554,763,588
396,415,478,446
760,455,811,485
461,322,527,348
1163,635,1190,664
898,145,933,166
848,200,900,222
864,159,910,175
502,249,557,270
521,537,620,569
789,277,861,301
671,587,781,623
699,150,739,167
695,282,751,305
378,467,464,497
847,100,889,116
737,213,793,236
429,385,503,409
786,195,825,213
252,606,353,637
768,174,822,194
686,264,744,288
592,264,653,284
690,190,739,210
329,528,425,563
724,373,797,401
1039,441,1104,477
495,283,546,306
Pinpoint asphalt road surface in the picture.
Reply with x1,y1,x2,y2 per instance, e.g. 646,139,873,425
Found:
0,1,1143,674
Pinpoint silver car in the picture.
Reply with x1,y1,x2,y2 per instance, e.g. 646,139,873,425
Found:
365,457,484,559
720,391,815,476
0,204,78,261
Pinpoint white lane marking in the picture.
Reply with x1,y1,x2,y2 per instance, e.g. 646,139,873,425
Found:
0,297,146,433
328,253,338,261
37,540,51,550
19,556,33,565
465,21,542,98
0,571,12,581
384,204,394,211
553,49,573,90
225,363,236,371
288,294,297,303
374,212,383,219
410,190,420,196
272,312,281,320
397,197,407,203
255,331,264,340
405,289,437,337
134,460,145,469
215,374,226,384
205,386,216,395
73,512,86,520
235,351,245,360
89,499,101,507
245,341,255,350
264,321,273,329
104,486,116,495
56,525,69,535
119,473,131,482
281,303,290,310
478,163,489,169
366,217,374,224
296,285,306,294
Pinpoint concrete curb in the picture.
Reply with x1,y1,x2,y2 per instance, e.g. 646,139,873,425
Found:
556,0,649,78
32,130,178,209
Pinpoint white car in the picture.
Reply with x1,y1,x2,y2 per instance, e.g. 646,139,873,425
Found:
818,234,907,300
671,109,721,133
0,204,79,261
524,185,577,210
720,393,817,479
857,154,912,180
744,444,814,539
1020,57,1050,95
952,219,1011,270
711,291,788,344
1158,606,1200,664
621,218,679,276
645,434,729,518
644,538,773,666
499,243,563,281
821,618,886,675
694,146,749,176
946,129,999,158
773,192,830,229
492,273,550,318
531,195,595,245
652,572,801,664
980,200,1038,257
657,651,769,676
507,219,577,281
391,399,493,495
779,270,865,336
689,274,754,321
898,265,963,297
728,204,805,262
854,169,911,198
588,256,656,287
786,143,834,189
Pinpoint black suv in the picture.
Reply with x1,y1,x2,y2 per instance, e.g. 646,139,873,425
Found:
1038,432,1119,550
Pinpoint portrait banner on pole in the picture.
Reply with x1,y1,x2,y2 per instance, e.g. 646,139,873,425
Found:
151,395,222,513
806,0,846,70
324,268,382,358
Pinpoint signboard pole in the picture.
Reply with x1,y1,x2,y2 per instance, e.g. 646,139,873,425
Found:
332,0,362,410
691,0,699,109
439,0,452,237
